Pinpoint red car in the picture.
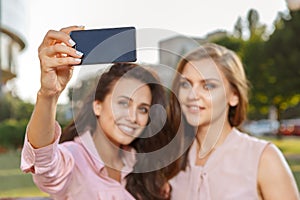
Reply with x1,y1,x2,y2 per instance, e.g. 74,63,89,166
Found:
279,124,300,136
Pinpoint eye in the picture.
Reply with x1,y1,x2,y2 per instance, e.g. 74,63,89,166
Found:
118,100,129,107
138,106,149,114
203,83,216,90
179,80,191,89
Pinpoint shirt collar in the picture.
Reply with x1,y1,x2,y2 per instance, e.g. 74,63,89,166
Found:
74,131,136,176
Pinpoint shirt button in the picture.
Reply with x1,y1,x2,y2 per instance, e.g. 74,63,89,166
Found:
201,172,207,179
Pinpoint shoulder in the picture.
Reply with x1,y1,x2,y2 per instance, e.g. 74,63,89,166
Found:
258,143,289,178
258,143,290,177
60,139,86,158
260,143,285,163
231,128,269,150
258,143,299,199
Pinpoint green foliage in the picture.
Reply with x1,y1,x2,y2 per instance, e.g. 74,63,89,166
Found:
213,34,269,119
212,35,244,53
0,119,28,149
0,93,34,122
67,74,98,103
215,9,300,120
0,94,16,121
233,17,243,39
0,93,33,149
263,10,300,118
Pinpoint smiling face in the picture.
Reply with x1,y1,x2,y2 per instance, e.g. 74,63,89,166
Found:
178,58,238,129
93,78,152,146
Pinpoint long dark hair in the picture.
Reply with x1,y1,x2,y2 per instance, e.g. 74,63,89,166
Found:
60,62,180,199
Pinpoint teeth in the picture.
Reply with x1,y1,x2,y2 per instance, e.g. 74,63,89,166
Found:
118,125,134,135
188,106,200,111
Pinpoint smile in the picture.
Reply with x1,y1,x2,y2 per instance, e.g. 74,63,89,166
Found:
186,105,204,113
117,124,137,135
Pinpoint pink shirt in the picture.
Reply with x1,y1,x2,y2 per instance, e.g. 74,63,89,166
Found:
169,128,269,200
21,123,136,200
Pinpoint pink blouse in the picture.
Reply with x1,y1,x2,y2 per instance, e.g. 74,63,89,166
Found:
169,128,270,200
21,122,136,200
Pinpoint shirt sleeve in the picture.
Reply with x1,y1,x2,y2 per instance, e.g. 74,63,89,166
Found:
20,121,75,194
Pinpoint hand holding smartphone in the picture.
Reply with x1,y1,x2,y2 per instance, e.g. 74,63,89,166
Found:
70,27,137,65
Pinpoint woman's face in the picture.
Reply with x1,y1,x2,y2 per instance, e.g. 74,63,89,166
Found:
178,58,238,128
94,78,152,146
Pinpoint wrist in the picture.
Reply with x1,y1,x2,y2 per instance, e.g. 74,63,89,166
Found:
37,88,60,99
37,89,60,103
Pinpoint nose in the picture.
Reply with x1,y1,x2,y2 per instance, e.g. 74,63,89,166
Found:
126,106,137,123
187,86,200,100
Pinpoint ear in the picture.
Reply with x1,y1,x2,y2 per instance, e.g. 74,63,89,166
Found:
229,92,239,107
93,100,102,117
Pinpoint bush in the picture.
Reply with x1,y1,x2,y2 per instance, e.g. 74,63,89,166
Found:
0,93,34,122
0,119,28,149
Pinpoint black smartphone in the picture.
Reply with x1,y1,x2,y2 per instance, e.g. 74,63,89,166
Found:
70,27,136,65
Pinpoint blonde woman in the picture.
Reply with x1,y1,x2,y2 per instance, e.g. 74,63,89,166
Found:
168,43,299,200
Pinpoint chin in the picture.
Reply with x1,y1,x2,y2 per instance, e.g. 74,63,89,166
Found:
116,137,133,146
119,135,138,146
185,117,202,127
119,141,132,146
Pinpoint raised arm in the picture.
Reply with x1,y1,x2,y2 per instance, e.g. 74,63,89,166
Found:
27,26,83,148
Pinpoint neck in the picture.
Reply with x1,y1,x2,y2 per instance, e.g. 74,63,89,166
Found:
92,127,124,170
196,120,233,158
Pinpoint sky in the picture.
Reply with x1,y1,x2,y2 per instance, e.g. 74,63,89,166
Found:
14,0,289,104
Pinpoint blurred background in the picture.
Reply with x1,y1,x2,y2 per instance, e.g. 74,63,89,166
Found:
0,0,300,198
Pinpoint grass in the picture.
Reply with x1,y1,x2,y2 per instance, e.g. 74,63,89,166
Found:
0,137,300,198
260,136,300,190
264,136,300,155
0,150,49,198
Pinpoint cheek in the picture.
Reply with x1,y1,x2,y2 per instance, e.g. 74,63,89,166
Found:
210,93,230,114
110,104,126,120
138,114,149,126
99,106,119,126
211,89,226,103
178,89,188,102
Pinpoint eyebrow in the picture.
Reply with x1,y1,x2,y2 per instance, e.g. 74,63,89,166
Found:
180,76,221,84
118,96,151,107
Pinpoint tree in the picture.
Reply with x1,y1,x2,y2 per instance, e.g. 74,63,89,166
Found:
214,9,270,119
247,9,268,40
204,9,300,120
0,92,33,122
0,93,33,149
233,17,243,39
264,10,300,119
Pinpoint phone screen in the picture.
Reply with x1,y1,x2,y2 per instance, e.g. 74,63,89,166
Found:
70,27,136,65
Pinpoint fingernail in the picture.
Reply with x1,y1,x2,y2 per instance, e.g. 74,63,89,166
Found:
74,58,81,63
78,25,85,29
76,50,84,57
69,39,76,46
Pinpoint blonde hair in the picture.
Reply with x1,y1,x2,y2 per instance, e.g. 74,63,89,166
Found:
171,43,249,126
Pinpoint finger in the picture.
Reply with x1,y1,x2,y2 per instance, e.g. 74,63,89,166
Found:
39,26,84,50
60,25,85,34
38,30,70,53
42,44,84,58
54,57,82,67
41,56,82,69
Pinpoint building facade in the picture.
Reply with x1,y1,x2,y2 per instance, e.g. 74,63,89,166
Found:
156,30,227,87
0,0,27,95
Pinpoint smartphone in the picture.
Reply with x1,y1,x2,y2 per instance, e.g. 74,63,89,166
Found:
70,27,136,65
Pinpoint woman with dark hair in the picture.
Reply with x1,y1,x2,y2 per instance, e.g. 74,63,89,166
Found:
20,26,177,200
168,43,299,199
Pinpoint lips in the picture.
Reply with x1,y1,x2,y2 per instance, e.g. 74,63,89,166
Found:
117,124,137,136
185,104,204,113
